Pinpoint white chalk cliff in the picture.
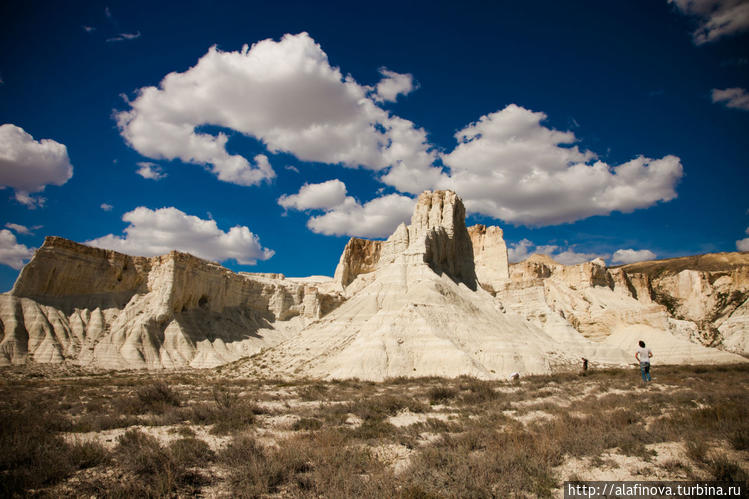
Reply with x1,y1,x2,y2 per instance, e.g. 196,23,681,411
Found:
1,191,747,377
0,237,343,369
227,191,745,380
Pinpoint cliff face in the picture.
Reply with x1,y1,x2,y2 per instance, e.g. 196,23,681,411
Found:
496,249,749,354
231,190,627,380
334,190,478,292
333,238,383,288
3,191,747,375
468,224,509,291
0,237,343,369
619,256,749,349
228,191,744,381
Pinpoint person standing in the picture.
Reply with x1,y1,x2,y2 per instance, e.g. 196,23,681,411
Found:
635,340,653,384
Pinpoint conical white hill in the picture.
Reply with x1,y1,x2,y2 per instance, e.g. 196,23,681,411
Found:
230,191,632,380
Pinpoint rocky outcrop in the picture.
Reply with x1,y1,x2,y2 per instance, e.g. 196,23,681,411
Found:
0,237,343,369
229,190,628,380
468,224,509,291
334,190,478,292
3,191,747,375
498,256,669,342
333,238,383,288
619,254,749,349
228,190,744,381
720,297,749,353
407,191,477,288
495,249,749,356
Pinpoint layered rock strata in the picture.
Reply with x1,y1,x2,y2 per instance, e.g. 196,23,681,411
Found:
619,254,749,349
2,191,747,376
232,190,740,381
0,237,343,368
468,224,509,291
494,249,749,357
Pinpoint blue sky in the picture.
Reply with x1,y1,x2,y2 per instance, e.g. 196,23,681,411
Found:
1,0,748,291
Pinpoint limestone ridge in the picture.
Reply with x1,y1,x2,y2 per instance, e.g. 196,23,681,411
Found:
335,190,480,291
405,190,477,289
468,224,510,291
0,237,343,368
333,238,383,288
2,190,747,375
13,236,151,311
498,252,749,354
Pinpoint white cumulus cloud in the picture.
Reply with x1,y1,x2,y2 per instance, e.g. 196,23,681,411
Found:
375,68,417,102
278,179,348,211
116,33,684,232
86,207,274,265
737,227,749,251
100,203,113,211
669,0,749,44
712,87,749,110
116,32,435,190
441,105,684,226
136,161,167,180
612,248,657,264
0,124,74,208
279,180,415,238
307,194,415,238
0,229,35,269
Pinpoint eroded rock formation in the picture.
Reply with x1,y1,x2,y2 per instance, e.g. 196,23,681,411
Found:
2,191,747,377
0,237,343,368
229,191,744,380
468,224,509,291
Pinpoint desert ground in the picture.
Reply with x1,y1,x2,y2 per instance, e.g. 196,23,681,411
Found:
1,362,747,498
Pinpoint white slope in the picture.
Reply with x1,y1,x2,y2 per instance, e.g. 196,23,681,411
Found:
602,323,743,365
235,191,636,381
242,257,634,380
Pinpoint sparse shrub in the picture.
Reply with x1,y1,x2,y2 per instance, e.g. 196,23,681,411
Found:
298,383,328,401
293,417,323,431
685,439,709,463
0,403,106,496
348,419,399,440
403,428,558,498
458,378,498,404
169,437,215,467
212,384,239,409
427,386,457,404
115,429,183,496
707,454,749,482
352,394,427,422
111,380,181,416
729,429,749,450
174,425,196,438
412,417,463,434
71,412,141,432
315,401,352,425
209,399,260,435
66,440,110,469
135,380,181,412
273,430,397,497
661,459,691,475
219,435,291,497
400,484,440,498
180,387,263,434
